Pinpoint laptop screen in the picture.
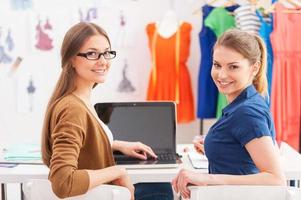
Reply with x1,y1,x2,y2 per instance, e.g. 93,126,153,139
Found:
94,102,176,151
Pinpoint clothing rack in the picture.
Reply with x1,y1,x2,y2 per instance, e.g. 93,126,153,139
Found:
200,119,204,135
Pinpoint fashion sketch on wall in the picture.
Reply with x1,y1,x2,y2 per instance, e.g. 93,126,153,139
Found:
10,0,33,10
79,7,98,22
0,28,14,64
27,76,36,112
117,59,135,93
35,18,53,51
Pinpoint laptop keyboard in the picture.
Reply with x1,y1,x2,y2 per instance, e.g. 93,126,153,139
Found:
156,153,177,161
114,152,177,162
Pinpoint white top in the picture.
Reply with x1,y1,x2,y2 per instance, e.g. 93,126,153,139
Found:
96,117,114,144
234,4,261,34
99,118,114,144
75,94,114,144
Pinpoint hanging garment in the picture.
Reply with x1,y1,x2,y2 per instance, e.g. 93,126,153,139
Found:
146,22,195,123
197,5,239,119
197,5,217,119
256,10,274,102
204,6,236,118
270,3,301,151
234,4,261,34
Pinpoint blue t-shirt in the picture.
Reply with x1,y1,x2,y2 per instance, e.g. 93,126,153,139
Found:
204,85,276,175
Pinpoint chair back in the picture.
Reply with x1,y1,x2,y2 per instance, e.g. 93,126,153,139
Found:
22,179,131,200
189,185,301,200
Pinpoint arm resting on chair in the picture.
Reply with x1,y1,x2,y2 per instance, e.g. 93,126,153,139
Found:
172,137,286,199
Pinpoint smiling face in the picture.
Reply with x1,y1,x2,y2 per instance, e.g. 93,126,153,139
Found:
211,45,259,103
72,34,111,88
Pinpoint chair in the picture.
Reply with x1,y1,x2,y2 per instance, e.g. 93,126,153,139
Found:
188,185,301,200
279,142,301,187
22,179,131,200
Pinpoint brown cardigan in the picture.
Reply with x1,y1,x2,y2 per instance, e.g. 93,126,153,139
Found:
43,94,115,198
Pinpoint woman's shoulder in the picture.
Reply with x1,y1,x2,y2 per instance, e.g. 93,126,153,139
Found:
53,94,87,116
234,101,270,121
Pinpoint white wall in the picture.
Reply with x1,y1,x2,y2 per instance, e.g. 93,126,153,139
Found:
0,0,271,147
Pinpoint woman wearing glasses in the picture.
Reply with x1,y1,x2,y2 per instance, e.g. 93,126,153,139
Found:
41,22,173,200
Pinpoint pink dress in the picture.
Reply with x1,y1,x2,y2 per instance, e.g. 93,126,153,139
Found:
270,3,301,151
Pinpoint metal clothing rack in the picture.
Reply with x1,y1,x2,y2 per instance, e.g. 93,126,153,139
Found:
200,119,204,135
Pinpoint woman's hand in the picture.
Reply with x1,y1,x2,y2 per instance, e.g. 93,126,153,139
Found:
193,135,205,154
172,169,208,199
112,169,135,200
112,140,157,160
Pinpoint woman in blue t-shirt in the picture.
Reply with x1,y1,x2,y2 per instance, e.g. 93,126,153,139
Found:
172,29,286,199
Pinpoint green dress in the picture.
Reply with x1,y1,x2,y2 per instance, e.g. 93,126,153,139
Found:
204,7,236,118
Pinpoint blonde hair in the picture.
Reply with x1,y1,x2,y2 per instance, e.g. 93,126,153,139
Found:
41,22,111,165
213,29,268,96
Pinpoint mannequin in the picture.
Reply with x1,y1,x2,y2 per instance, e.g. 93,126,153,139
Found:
157,10,179,38
146,12,195,123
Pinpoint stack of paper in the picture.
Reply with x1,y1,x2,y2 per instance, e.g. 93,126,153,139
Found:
2,144,41,162
188,150,208,169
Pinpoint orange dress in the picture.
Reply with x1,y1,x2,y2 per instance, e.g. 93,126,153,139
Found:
270,3,301,151
146,22,195,123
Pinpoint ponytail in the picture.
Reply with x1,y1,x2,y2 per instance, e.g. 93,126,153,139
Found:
253,34,268,97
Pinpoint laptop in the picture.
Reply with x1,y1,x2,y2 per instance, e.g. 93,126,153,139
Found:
94,102,181,169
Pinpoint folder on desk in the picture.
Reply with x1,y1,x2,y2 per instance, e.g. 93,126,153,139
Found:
1,144,43,165
95,102,181,169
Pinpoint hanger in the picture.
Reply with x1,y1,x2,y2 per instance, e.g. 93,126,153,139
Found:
277,0,301,9
222,0,236,7
192,0,213,16
286,0,301,8
207,0,236,7
264,0,301,14
192,0,236,15
207,0,219,5
248,0,257,5
248,0,260,8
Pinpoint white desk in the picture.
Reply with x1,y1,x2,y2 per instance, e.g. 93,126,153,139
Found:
0,144,205,183
1,144,301,199
0,144,205,200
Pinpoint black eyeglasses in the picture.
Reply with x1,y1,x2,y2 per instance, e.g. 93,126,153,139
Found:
77,50,116,60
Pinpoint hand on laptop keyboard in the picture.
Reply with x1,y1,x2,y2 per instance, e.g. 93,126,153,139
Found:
112,140,158,160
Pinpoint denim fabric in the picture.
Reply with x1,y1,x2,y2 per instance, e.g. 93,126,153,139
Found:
134,182,173,200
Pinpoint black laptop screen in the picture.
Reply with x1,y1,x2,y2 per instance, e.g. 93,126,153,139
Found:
94,102,176,151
